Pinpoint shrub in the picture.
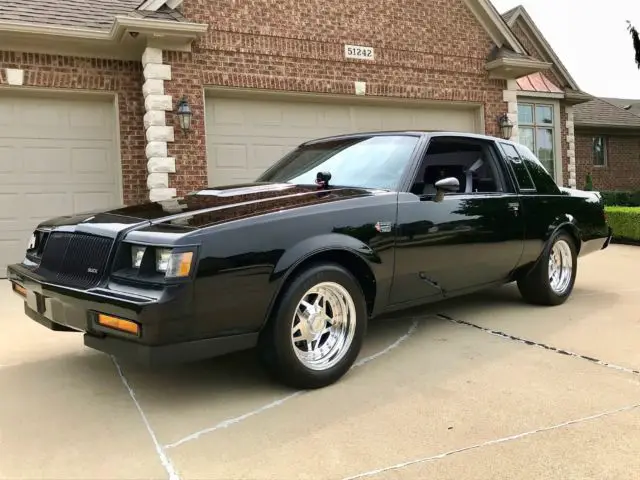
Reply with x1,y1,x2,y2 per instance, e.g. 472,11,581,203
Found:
600,190,640,207
605,206,640,242
584,173,594,191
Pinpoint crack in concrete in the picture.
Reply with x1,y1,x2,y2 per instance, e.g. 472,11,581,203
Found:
164,319,420,449
341,401,640,480
111,356,180,480
115,318,420,480
437,313,640,377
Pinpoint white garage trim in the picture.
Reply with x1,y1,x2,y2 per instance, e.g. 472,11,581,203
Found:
203,87,484,188
0,88,122,277
204,86,486,114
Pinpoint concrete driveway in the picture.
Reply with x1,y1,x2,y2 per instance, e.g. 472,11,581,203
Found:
1,245,639,480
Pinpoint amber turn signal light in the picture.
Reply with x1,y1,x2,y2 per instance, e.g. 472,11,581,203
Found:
12,283,26,297
97,313,140,335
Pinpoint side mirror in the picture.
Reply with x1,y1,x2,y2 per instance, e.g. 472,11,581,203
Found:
434,177,460,193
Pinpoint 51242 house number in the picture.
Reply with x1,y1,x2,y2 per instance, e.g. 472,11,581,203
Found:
344,44,375,60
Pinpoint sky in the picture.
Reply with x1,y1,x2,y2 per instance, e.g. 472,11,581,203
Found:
490,0,640,99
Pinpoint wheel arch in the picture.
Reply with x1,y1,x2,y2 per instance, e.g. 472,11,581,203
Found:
546,215,582,255
515,216,582,281
261,237,379,330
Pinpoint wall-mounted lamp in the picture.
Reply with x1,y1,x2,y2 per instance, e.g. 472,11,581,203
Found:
497,113,514,140
176,96,193,133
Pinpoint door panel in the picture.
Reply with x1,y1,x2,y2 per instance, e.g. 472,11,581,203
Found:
389,192,525,306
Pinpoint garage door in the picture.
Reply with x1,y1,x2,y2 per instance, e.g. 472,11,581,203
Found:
0,94,120,276
205,95,482,187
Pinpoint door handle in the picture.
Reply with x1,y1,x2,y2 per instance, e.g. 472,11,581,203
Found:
508,202,520,213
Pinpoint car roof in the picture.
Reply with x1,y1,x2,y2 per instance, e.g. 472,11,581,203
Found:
300,130,510,146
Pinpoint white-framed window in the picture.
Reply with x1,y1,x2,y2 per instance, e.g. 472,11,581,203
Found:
517,102,556,179
592,136,607,167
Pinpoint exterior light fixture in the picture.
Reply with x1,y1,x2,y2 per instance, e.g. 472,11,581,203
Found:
498,113,514,140
176,96,193,133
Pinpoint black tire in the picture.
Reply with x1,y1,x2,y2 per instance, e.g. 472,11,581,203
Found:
257,262,368,389
517,230,578,306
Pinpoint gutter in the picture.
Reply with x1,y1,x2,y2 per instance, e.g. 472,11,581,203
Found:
0,15,208,45
0,19,111,41
574,122,640,131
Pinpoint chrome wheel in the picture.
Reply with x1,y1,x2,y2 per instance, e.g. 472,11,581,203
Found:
548,239,573,295
291,281,357,371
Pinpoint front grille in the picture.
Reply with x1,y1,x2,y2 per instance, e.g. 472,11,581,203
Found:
35,232,114,289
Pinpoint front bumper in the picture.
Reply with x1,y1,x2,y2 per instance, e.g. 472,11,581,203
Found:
7,263,258,365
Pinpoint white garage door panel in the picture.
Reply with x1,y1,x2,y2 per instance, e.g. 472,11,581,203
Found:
0,95,119,276
205,96,480,187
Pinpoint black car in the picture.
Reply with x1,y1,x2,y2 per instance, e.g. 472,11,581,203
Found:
7,131,612,389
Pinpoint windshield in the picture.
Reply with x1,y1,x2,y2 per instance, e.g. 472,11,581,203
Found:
256,135,420,190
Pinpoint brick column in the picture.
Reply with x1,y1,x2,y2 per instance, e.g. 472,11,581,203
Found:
142,47,177,202
565,106,577,188
503,79,519,142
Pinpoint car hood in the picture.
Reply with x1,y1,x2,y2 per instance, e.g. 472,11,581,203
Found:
37,183,382,234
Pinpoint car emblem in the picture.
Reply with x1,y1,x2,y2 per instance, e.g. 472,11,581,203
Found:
87,268,99,274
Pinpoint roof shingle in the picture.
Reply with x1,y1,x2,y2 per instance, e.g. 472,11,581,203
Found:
599,97,640,118
0,0,182,30
574,98,640,129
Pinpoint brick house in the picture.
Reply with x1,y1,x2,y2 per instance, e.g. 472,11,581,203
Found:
573,97,640,191
502,7,640,193
0,0,609,273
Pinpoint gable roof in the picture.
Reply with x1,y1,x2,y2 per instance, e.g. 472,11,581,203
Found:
465,0,527,54
501,7,519,24
502,5,580,91
0,0,526,55
574,97,640,130
0,0,185,30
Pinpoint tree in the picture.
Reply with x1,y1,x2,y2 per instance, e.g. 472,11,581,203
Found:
628,21,640,69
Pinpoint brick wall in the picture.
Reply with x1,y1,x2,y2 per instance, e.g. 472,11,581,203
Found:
0,51,147,205
164,0,508,195
575,132,640,190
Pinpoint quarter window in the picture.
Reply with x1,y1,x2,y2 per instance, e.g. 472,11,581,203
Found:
518,102,556,180
499,143,536,192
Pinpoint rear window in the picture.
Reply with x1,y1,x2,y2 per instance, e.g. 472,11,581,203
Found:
498,143,536,192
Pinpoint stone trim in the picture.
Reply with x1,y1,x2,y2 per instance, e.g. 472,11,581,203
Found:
142,46,176,201
566,106,577,188
503,79,519,142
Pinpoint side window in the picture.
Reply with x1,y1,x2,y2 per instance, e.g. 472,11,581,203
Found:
498,143,536,192
410,137,506,196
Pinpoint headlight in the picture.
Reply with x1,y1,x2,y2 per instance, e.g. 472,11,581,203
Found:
155,248,194,278
131,246,146,268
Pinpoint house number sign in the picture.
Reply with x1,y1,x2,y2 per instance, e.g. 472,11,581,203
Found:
344,44,375,60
